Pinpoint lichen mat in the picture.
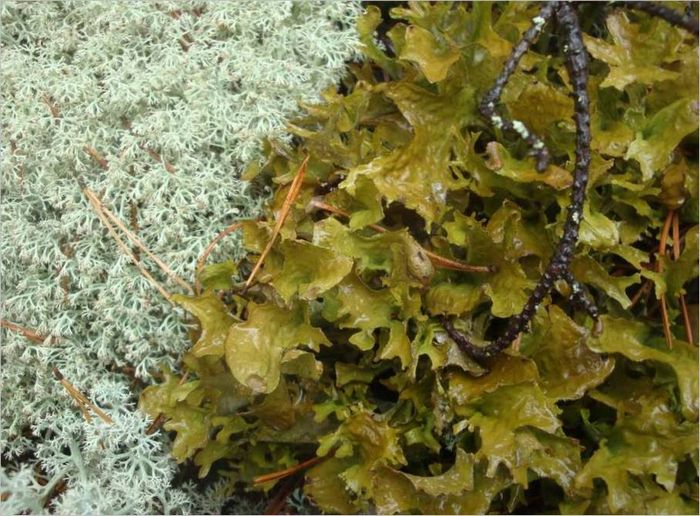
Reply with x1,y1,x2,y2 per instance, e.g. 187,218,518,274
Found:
140,2,699,514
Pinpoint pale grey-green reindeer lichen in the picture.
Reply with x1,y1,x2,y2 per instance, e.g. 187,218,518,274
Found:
0,1,360,513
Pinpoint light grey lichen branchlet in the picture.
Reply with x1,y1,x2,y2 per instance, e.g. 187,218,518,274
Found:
0,1,361,513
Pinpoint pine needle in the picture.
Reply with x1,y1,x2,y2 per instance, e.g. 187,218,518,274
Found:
672,211,694,345
82,188,174,304
657,210,674,349
244,155,309,290
83,145,109,170
53,368,114,425
629,281,652,308
83,187,193,294
0,319,57,344
253,454,327,485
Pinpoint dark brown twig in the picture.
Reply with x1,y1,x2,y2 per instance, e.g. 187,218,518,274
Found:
479,2,555,172
623,1,699,36
446,2,598,362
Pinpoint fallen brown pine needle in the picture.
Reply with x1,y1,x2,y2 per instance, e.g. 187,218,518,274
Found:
83,146,108,170
121,118,176,173
1,319,56,344
672,211,694,345
657,210,674,349
253,454,327,485
82,187,174,304
83,187,193,294
629,281,652,309
244,155,310,290
144,147,176,174
308,198,495,274
53,368,114,425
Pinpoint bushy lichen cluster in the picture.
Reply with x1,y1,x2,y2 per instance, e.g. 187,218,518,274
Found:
0,1,360,513
141,3,698,514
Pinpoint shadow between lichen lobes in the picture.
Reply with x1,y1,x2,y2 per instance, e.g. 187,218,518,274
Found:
139,2,699,514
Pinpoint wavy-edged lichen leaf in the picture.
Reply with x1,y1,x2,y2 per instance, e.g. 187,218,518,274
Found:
571,256,640,308
271,239,353,303
342,82,476,225
515,427,583,493
400,448,475,496
335,362,378,387
400,24,460,83
527,306,615,400
484,142,573,190
665,224,699,297
486,200,552,260
317,409,406,467
163,405,211,463
608,243,649,269
583,11,684,91
347,175,385,229
139,372,202,419
578,202,621,250
425,282,487,316
357,6,401,78
443,211,535,317
503,73,574,136
486,261,535,318
625,97,699,180
197,260,239,290
588,315,699,419
313,218,428,315
590,368,692,437
377,320,412,369
280,349,324,381
455,382,562,484
574,421,698,513
322,273,395,351
372,457,511,515
305,457,360,514
444,210,499,263
172,291,238,357
194,440,237,478
225,301,330,393
448,354,539,405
